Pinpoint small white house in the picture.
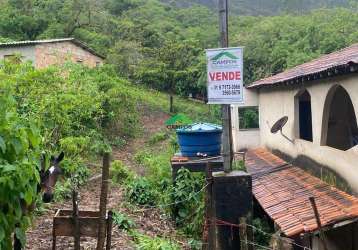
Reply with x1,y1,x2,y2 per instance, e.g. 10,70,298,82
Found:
231,43,358,250
232,43,358,194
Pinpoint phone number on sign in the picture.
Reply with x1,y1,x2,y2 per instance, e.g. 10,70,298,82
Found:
222,90,240,95
213,84,241,90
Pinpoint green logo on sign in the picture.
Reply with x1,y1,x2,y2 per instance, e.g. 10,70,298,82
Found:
211,51,239,61
211,51,239,67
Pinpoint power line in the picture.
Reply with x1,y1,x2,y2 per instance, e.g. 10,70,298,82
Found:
205,218,312,250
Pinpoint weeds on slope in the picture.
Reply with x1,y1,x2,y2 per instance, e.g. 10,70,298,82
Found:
110,130,205,249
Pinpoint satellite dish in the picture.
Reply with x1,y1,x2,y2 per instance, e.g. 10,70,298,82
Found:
271,116,288,134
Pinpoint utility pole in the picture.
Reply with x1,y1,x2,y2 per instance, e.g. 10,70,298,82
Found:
219,0,233,173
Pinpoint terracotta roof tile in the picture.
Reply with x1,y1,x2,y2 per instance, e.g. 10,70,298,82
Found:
247,43,358,88
246,148,358,237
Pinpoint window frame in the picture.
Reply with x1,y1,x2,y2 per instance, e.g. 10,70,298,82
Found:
238,106,260,131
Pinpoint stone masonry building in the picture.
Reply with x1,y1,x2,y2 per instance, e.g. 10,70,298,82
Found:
0,38,104,68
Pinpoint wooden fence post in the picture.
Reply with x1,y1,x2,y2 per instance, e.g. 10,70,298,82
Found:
309,197,328,250
106,210,113,250
97,152,110,250
72,190,80,250
204,163,216,250
239,217,248,250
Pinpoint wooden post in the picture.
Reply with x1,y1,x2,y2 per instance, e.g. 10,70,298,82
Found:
106,211,113,250
52,225,57,250
218,0,233,173
72,190,80,250
170,95,174,113
309,197,328,250
239,217,248,250
205,163,216,250
97,153,111,250
213,171,253,250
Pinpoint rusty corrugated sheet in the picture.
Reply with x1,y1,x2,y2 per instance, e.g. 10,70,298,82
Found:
248,43,358,88
246,148,358,237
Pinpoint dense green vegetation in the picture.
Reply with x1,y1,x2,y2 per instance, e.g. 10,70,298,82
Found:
162,0,353,16
0,60,215,249
0,62,139,248
111,130,206,248
0,0,357,97
1,0,358,248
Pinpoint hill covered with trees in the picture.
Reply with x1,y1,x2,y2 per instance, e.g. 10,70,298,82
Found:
0,0,357,96
162,0,353,15
1,0,358,247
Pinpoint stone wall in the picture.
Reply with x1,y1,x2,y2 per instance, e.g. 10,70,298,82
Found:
35,41,103,68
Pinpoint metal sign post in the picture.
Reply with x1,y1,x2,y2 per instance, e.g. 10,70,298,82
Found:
219,0,232,172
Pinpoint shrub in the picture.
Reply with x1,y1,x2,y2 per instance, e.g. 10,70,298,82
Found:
147,131,168,145
252,218,273,247
53,179,72,202
0,62,141,248
110,160,134,184
132,233,181,250
134,150,152,165
170,169,205,238
126,178,157,206
0,80,42,248
134,147,174,184
112,211,136,232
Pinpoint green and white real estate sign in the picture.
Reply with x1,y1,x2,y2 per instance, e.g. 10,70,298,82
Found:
206,47,244,104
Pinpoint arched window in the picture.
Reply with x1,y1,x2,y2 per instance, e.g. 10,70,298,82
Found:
321,85,358,150
295,89,313,141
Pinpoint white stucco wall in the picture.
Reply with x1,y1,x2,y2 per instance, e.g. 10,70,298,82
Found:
257,73,358,193
231,87,261,151
0,45,36,64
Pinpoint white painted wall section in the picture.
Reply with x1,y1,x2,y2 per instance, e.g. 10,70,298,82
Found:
231,87,261,151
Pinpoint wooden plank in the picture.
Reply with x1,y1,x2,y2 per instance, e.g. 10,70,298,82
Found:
171,156,224,182
53,217,101,237
57,209,100,217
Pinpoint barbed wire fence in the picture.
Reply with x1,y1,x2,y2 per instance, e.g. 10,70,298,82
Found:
130,161,313,250
200,162,313,250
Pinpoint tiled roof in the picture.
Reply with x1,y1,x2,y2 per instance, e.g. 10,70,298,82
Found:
0,38,105,59
246,148,358,237
248,43,358,88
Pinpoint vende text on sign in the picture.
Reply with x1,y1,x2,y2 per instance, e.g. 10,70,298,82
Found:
206,47,244,104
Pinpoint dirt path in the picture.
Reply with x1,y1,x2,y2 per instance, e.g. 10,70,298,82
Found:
25,108,179,249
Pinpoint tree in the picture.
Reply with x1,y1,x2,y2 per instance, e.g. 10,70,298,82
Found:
106,40,143,79
136,39,201,112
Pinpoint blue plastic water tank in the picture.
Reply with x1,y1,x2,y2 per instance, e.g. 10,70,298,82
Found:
176,123,222,157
